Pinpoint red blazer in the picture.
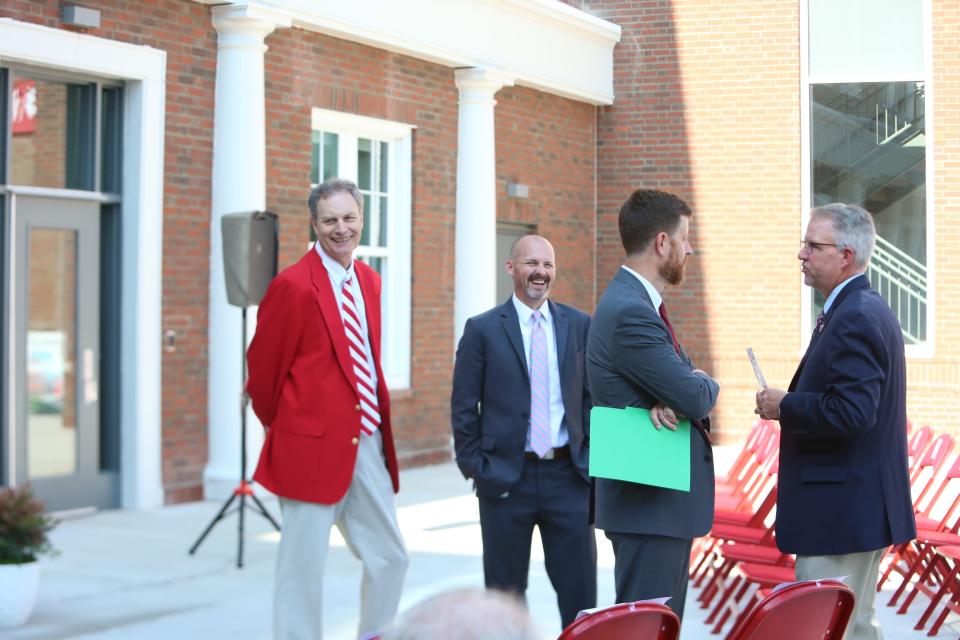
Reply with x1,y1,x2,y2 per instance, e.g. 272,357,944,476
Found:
247,248,399,504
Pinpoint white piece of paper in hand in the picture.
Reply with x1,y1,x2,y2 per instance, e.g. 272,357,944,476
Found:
746,347,767,388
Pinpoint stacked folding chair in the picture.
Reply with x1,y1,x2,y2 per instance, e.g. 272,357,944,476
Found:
877,434,960,634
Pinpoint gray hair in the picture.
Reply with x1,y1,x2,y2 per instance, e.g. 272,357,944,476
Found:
810,203,876,268
307,178,363,221
380,588,542,640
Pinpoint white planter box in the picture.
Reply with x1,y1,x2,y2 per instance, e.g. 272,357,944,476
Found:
0,561,40,628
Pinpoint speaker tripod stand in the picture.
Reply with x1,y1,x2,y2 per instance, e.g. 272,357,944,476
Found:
189,307,281,568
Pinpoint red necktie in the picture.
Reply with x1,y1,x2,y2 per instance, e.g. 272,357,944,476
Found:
659,301,712,444
658,302,681,355
340,275,380,436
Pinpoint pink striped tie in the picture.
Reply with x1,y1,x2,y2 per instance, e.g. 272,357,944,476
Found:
340,274,380,436
529,310,551,457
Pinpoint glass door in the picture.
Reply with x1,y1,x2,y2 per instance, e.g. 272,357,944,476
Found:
11,194,113,510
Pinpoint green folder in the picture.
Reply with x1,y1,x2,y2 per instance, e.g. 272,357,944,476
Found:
588,406,691,492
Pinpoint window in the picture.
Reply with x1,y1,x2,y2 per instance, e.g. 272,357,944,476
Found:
310,108,414,389
804,0,929,348
3,69,122,195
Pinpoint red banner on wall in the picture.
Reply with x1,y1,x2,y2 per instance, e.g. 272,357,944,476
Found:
12,79,37,135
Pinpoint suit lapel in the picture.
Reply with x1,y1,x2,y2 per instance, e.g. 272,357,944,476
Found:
308,250,358,398
615,267,650,307
354,262,382,370
789,274,870,390
500,299,529,378
551,299,569,373
616,267,691,364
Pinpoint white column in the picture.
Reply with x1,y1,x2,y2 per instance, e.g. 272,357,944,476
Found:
454,67,514,345
205,5,289,499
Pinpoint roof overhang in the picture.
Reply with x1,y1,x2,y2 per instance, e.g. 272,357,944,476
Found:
195,0,620,105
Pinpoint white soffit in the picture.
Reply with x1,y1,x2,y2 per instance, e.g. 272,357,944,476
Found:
212,0,621,105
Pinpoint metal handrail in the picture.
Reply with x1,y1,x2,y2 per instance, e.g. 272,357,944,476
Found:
867,237,927,344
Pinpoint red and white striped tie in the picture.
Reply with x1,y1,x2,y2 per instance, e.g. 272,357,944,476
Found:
340,274,380,436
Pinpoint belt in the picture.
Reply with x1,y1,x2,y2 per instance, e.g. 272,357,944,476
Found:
524,445,570,461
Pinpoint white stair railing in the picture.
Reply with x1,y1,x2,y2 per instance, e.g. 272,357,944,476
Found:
867,235,926,344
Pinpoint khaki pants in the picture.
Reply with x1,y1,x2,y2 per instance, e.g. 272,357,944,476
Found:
795,548,886,640
273,431,408,640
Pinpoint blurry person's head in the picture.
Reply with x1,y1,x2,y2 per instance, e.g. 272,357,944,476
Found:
380,588,542,640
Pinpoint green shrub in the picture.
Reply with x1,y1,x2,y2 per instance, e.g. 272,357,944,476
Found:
0,485,57,564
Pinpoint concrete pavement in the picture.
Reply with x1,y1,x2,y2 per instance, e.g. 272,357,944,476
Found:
4,458,946,639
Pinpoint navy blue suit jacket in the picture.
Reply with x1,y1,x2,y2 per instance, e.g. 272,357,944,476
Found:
777,274,916,555
451,298,592,498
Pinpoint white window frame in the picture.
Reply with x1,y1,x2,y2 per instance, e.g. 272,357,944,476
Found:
311,108,414,389
799,0,935,358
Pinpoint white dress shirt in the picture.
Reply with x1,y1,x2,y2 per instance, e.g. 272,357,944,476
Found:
315,243,378,391
512,295,568,450
824,273,863,314
622,265,663,310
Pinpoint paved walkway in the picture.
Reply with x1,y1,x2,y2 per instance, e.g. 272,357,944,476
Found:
6,459,949,639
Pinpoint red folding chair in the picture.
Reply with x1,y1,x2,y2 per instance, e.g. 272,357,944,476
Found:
707,561,797,634
912,441,960,532
715,421,779,511
914,544,960,634
888,498,960,616
692,427,780,586
696,458,781,606
717,420,776,497
726,579,855,640
880,448,960,602
556,601,679,640
907,425,935,479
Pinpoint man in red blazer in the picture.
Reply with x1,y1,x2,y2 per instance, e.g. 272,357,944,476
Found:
247,178,408,639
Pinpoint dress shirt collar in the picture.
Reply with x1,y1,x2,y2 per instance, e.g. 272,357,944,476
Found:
621,265,663,309
315,242,355,284
512,294,551,325
823,272,863,314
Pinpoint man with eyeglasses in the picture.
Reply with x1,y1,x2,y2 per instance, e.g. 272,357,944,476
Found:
755,203,916,640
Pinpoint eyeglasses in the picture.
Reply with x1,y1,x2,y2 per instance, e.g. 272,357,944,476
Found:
799,240,838,252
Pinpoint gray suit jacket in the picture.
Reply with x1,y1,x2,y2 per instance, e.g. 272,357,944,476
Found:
586,268,719,538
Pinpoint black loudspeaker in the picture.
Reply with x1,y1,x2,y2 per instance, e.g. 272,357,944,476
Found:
221,211,279,307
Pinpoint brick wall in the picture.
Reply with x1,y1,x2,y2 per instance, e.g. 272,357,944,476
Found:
583,0,802,441
3,2,598,500
8,0,954,500
262,30,598,468
912,0,960,433
584,0,959,441
2,0,218,503
262,29,462,467
495,86,597,312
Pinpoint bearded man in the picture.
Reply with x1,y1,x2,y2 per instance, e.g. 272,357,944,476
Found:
451,234,597,630
586,189,720,621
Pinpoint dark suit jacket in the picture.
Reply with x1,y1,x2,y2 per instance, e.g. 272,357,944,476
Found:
247,249,398,505
451,297,592,498
777,274,916,555
587,268,719,538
